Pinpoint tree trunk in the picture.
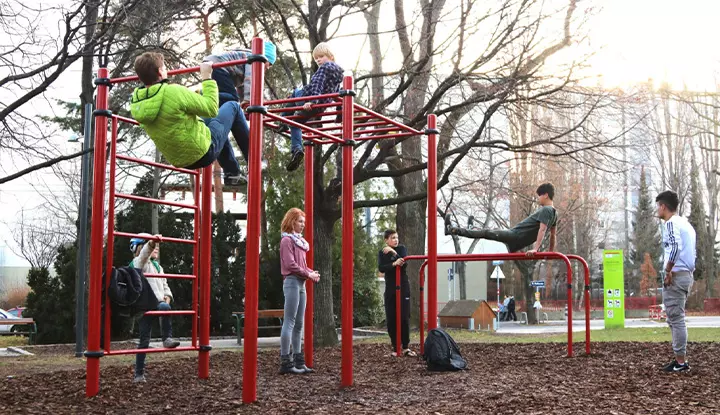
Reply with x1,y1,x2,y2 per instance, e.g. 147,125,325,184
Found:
313,212,338,346
517,260,538,324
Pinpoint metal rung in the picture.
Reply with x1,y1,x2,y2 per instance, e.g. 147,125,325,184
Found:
104,346,198,356
144,273,196,279
113,231,197,245
116,154,199,176
144,310,196,316
116,193,198,210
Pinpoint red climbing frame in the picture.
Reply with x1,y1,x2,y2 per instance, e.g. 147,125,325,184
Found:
85,55,255,397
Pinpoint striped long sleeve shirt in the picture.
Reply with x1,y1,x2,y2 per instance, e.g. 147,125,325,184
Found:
661,215,696,273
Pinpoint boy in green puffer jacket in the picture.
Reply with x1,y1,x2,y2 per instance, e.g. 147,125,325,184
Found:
130,52,245,185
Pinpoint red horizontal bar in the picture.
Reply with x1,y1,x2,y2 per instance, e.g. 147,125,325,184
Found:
104,346,199,356
112,114,140,125
312,120,391,133
353,103,423,135
404,252,569,262
109,58,250,84
113,231,197,245
144,273,197,279
116,193,198,210
144,310,196,316
264,112,344,144
266,93,340,105
116,154,199,175
354,132,416,141
353,126,405,136
267,102,340,113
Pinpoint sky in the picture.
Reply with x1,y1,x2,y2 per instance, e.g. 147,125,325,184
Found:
2,0,720,267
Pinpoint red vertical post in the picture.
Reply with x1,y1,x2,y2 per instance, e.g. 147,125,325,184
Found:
85,67,109,397
419,262,427,355
192,173,200,348
103,117,119,352
198,165,212,377
303,143,315,367
395,266,401,356
340,75,355,387
242,37,266,404
584,264,590,355
427,114,438,330
565,257,573,357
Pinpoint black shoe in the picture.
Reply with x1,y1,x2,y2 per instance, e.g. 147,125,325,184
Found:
662,359,690,373
286,150,304,172
278,354,303,375
224,172,247,186
293,353,314,374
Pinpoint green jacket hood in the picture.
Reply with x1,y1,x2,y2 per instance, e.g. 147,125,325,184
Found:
130,81,169,123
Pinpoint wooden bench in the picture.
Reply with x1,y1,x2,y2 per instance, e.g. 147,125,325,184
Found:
232,310,284,345
0,318,37,343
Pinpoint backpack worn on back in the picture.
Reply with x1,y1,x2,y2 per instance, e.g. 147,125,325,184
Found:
423,328,469,371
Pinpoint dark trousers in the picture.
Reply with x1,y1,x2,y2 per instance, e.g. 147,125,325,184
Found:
135,301,172,376
454,228,525,253
384,286,410,350
507,309,517,321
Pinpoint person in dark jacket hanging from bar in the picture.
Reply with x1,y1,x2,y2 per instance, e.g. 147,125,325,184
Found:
202,42,277,169
378,229,417,357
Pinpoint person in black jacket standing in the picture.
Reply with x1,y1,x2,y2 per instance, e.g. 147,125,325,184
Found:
507,296,517,321
378,229,416,357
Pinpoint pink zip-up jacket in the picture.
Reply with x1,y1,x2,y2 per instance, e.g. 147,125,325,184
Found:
280,236,312,279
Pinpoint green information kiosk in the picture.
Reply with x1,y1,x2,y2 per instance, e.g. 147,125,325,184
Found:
603,250,625,328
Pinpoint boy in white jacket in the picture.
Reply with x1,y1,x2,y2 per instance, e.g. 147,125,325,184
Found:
130,233,180,383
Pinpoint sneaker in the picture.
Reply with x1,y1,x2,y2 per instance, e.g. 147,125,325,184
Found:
133,374,146,383
162,338,180,349
662,359,690,373
224,173,247,186
286,150,304,172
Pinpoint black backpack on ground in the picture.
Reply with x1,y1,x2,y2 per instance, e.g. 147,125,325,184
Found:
423,328,469,371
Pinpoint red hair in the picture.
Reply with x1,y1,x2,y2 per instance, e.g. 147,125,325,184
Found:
281,208,305,233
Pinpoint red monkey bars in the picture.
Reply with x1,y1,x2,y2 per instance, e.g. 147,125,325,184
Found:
85,53,254,397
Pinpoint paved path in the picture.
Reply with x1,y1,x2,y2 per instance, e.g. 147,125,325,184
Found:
495,316,720,334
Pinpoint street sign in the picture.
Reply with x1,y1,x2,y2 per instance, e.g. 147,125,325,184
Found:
447,268,454,281
491,266,506,279
530,280,545,288
492,260,504,266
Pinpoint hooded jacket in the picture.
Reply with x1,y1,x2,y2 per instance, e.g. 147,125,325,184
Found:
131,240,173,303
130,79,219,168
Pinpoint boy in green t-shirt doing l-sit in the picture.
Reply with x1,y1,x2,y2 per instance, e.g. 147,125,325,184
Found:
445,183,558,255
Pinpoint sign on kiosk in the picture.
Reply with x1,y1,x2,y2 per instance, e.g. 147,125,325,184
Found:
603,250,625,328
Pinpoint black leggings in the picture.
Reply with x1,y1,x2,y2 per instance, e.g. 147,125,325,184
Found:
384,289,410,350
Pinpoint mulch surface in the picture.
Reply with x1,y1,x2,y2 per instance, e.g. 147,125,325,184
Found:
1,342,719,414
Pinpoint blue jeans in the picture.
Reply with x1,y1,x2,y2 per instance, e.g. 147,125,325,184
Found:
286,89,323,153
212,69,249,161
186,103,248,174
135,301,172,376
280,276,306,356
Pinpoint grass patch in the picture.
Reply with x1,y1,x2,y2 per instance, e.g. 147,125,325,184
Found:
0,336,30,347
360,327,720,344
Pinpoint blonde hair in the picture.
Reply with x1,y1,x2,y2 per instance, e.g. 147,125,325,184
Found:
312,42,335,61
281,208,306,233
